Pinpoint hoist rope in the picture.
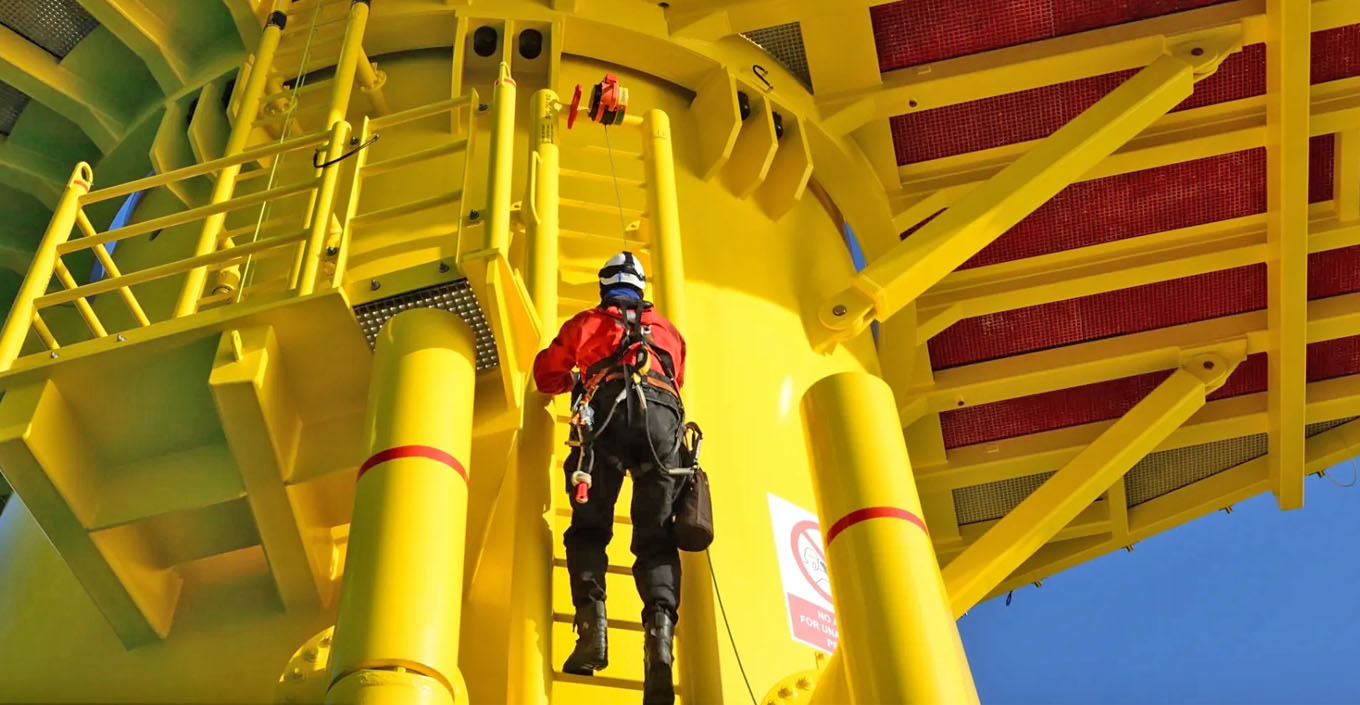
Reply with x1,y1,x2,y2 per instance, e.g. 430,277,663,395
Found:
602,125,629,250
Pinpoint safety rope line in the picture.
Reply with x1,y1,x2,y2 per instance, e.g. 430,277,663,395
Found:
706,549,759,705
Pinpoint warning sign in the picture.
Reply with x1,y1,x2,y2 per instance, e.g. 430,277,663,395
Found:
768,494,838,653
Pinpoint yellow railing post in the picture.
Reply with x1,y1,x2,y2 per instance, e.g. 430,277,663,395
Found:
504,88,561,705
172,8,286,317
642,109,686,326
639,107,728,705
525,90,559,312
297,120,353,295
326,309,476,705
484,62,516,255
325,0,374,129
803,372,979,705
296,0,374,295
0,162,92,370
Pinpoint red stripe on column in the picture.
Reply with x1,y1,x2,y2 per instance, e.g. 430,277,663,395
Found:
357,445,468,483
825,506,928,545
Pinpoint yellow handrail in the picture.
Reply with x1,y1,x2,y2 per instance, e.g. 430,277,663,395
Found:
37,230,309,309
60,179,318,255
79,130,330,206
75,210,151,328
0,163,91,370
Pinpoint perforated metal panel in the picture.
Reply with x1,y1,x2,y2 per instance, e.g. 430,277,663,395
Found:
0,78,29,136
352,280,499,371
1125,434,1267,506
741,23,812,89
953,471,1055,525
0,0,99,59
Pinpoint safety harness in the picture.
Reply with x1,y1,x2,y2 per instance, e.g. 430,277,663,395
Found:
568,296,686,503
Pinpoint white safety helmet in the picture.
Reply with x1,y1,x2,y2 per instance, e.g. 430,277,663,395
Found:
598,251,646,294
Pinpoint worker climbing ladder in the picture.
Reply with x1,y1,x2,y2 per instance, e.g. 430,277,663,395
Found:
521,80,692,703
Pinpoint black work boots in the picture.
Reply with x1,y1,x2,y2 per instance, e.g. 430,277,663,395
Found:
642,612,676,705
562,601,609,675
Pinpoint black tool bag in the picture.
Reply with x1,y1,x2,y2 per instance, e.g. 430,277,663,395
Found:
673,423,714,552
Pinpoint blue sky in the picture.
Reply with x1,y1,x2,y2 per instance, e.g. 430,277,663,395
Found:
959,467,1360,705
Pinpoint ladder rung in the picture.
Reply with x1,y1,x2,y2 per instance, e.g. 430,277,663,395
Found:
551,558,631,575
560,168,644,190
351,190,463,226
551,611,644,632
560,198,644,217
363,139,468,177
552,671,645,692
559,228,648,248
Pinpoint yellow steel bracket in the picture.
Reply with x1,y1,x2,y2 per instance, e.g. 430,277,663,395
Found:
807,27,1244,353
941,347,1241,616
460,248,542,418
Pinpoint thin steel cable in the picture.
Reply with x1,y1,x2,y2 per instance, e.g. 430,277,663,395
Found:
707,549,758,705
1326,457,1359,488
602,125,629,250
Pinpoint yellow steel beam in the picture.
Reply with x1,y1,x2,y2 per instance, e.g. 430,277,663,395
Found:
0,379,176,647
0,24,125,152
913,208,1355,342
74,0,189,92
209,326,325,611
941,354,1234,616
814,50,1208,349
819,0,1360,133
914,370,1360,495
504,88,559,705
0,137,64,208
895,75,1360,218
981,418,1360,601
1265,0,1310,510
666,0,884,40
1339,129,1360,223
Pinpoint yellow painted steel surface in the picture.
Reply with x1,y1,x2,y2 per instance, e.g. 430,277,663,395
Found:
0,0,1350,703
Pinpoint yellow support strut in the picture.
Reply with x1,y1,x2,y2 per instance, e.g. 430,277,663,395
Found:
814,42,1234,349
803,372,979,705
326,309,477,705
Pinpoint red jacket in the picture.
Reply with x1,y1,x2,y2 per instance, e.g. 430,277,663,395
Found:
533,301,686,395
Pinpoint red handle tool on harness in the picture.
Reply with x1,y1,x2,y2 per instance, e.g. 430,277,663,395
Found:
575,481,590,504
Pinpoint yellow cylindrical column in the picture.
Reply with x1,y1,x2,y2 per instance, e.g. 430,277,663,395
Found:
0,162,91,370
326,309,477,705
484,63,516,255
802,372,978,705
172,9,285,316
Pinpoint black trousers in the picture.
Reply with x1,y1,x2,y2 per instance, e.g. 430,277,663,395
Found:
563,381,685,623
